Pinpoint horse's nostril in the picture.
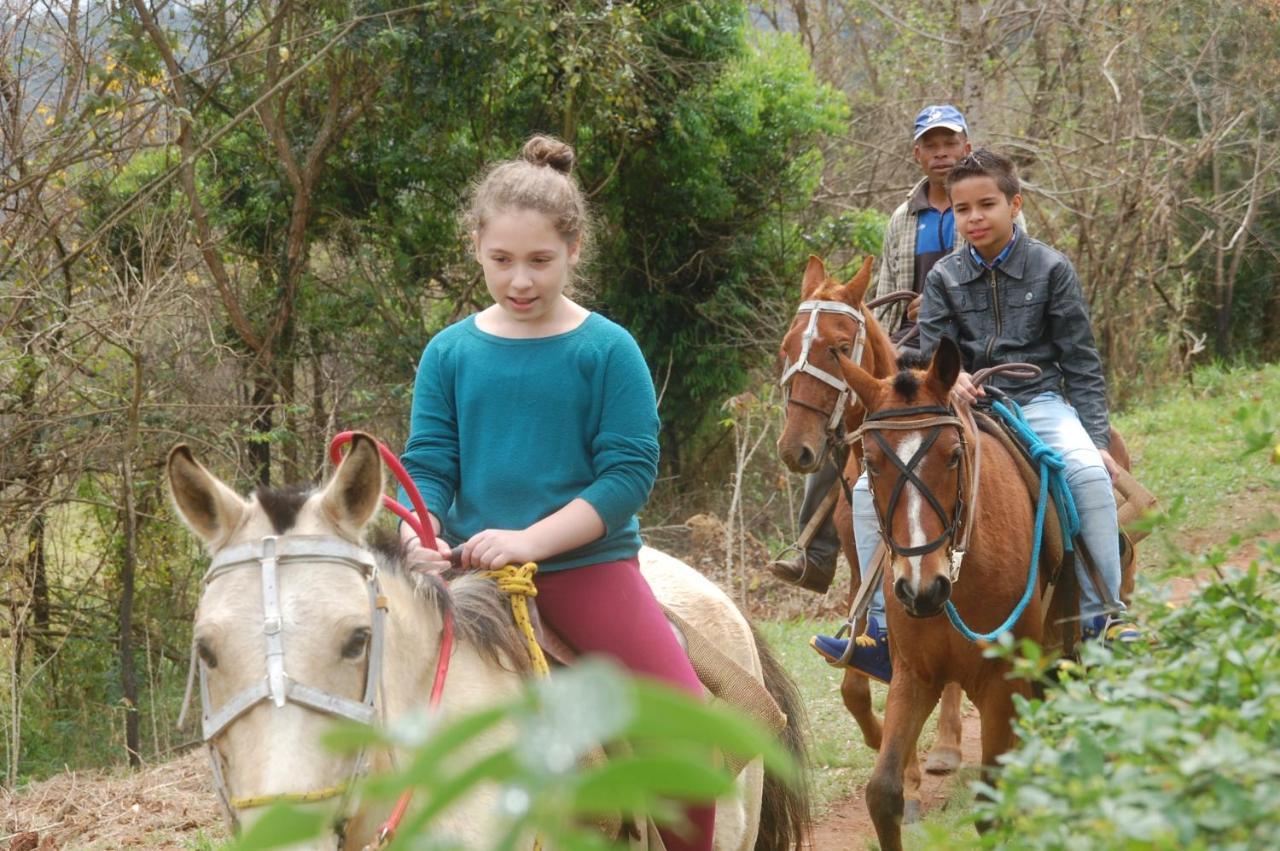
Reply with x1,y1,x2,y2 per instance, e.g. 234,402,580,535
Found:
928,576,953,607
894,577,913,603
797,447,815,469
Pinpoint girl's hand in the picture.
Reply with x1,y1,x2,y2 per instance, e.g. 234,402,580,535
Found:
951,371,985,406
461,528,542,571
405,535,453,574
402,514,450,573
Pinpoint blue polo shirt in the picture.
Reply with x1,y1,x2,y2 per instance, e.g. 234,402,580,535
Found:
914,205,956,294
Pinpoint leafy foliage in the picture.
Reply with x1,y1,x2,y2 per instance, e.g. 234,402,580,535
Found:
229,659,795,850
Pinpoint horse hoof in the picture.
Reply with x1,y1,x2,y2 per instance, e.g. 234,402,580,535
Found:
923,747,961,775
904,798,922,824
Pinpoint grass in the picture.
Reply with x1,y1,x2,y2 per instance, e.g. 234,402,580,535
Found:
1113,363,1278,538
759,361,1280,848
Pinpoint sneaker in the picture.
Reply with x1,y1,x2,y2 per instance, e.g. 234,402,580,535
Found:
809,620,892,683
1082,614,1143,645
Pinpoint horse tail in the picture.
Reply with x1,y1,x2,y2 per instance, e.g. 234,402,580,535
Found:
751,622,812,851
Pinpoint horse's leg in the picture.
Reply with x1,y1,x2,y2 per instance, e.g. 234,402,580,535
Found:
866,673,942,851
922,682,965,774
838,668,882,749
971,679,1025,835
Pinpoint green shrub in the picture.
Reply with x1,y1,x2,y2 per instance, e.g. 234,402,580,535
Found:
976,543,1280,850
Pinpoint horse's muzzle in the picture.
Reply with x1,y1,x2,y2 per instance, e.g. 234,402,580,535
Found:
895,575,952,618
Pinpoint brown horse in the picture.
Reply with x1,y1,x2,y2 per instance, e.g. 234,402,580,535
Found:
835,338,1065,851
774,255,966,819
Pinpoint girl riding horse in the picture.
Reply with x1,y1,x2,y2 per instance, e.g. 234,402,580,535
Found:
398,135,713,850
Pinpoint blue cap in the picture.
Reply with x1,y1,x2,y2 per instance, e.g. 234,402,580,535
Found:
913,104,968,141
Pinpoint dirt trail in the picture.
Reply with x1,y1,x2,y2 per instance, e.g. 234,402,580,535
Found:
807,705,982,850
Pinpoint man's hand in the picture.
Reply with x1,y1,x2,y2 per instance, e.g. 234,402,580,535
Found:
461,528,543,571
950,370,985,406
1098,448,1120,484
907,294,922,321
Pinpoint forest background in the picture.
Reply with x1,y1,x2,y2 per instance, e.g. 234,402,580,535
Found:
2,0,1278,786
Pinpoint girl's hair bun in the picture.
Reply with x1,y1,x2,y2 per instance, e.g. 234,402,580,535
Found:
520,135,576,175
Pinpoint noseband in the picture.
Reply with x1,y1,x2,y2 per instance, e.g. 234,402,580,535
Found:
778,300,867,456
180,535,387,834
850,405,976,581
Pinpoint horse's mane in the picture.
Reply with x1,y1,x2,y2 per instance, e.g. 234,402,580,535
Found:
366,529,533,676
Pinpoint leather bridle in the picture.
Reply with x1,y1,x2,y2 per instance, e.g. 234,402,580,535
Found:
850,405,977,582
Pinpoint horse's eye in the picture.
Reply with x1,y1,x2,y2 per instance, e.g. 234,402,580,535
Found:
838,342,852,356
341,627,371,660
197,637,218,669
865,460,879,477
948,447,963,469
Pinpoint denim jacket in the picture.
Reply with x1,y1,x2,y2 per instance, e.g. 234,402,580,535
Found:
917,234,1111,449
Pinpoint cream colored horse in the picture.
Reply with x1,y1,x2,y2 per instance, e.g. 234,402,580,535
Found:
167,434,809,850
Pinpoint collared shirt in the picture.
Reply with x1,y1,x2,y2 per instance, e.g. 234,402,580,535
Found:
969,225,1019,270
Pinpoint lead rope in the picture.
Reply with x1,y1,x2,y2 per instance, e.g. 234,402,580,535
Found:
942,394,1080,642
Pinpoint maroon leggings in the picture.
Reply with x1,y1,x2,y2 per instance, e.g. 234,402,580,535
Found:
535,558,715,851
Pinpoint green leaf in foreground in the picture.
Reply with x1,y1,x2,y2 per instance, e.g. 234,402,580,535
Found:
227,804,329,850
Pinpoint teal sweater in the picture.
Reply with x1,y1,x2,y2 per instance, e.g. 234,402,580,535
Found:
399,313,660,572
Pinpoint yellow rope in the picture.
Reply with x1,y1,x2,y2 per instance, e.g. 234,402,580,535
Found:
479,563,550,677
478,562,548,851
231,782,348,810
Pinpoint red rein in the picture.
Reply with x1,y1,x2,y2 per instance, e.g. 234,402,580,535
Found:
327,432,453,849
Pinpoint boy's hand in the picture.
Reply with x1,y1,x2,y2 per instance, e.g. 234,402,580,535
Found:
1098,448,1120,483
461,528,542,571
951,371,985,406
907,294,922,320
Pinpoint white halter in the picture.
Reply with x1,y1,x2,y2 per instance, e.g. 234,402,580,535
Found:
778,299,868,435
178,535,388,834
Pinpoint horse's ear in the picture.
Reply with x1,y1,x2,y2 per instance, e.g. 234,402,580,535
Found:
167,445,248,549
319,432,383,539
844,255,875,304
801,255,826,299
926,337,962,396
836,352,884,412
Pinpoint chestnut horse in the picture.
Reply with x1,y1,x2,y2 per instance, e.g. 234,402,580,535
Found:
837,338,1082,850
775,255,966,817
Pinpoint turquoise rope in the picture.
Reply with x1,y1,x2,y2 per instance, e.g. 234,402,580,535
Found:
943,399,1080,643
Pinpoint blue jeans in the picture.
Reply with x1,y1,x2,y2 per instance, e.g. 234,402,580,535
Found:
852,392,1125,625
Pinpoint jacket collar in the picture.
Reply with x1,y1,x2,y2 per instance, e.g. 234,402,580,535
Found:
906,178,934,214
958,227,1029,283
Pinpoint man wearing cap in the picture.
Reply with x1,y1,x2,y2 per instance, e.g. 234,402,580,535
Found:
868,104,972,345
769,104,974,593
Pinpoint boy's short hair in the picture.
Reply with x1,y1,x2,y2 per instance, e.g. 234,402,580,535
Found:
946,148,1020,200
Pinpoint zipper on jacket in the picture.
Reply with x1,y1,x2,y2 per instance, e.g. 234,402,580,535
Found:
985,267,1001,365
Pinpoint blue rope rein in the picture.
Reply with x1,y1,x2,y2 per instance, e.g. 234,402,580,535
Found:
943,399,1081,643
